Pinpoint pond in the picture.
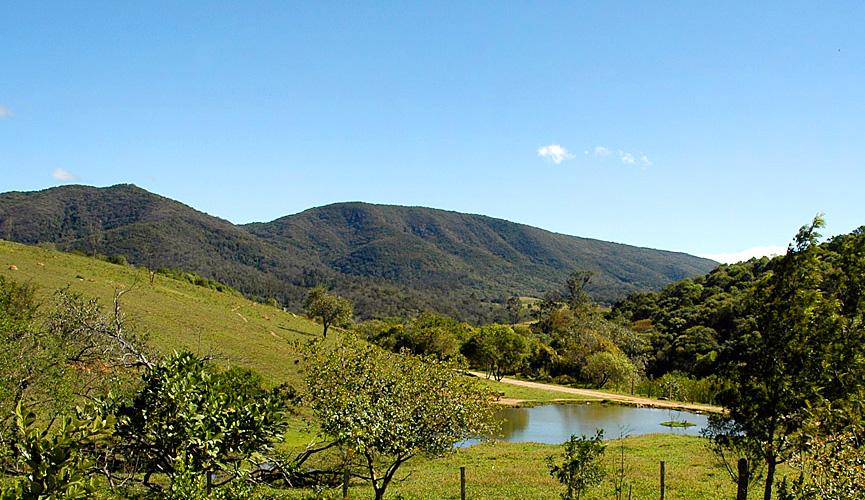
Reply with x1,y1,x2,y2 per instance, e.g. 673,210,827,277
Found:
464,402,710,446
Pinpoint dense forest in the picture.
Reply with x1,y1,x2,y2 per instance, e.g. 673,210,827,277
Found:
0,184,716,323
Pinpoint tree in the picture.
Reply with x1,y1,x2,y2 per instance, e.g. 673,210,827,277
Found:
303,286,353,337
564,270,593,312
710,216,865,500
582,351,637,389
104,352,294,493
462,324,529,381
304,337,495,500
547,430,606,500
506,296,523,326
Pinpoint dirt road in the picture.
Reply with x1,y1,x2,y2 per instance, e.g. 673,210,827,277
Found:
471,371,723,414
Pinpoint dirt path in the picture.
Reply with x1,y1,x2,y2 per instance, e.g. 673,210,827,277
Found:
471,371,723,414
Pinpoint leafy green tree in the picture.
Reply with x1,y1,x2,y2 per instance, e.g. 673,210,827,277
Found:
304,337,495,500
303,286,353,337
463,324,529,381
104,352,294,493
582,351,637,389
547,430,607,500
1,403,114,500
710,216,865,500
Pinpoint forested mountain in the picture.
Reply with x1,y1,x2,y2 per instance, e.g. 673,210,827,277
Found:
0,184,717,321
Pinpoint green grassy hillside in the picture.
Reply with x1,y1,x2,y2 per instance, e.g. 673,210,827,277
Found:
0,239,319,386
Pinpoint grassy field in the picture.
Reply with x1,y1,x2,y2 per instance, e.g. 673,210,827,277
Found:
0,240,323,386
272,434,785,499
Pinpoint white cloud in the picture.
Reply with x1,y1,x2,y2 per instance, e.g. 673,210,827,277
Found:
700,245,787,264
638,154,652,167
593,145,611,157
619,151,636,164
591,145,650,167
537,144,575,164
52,168,79,182
0,105,12,118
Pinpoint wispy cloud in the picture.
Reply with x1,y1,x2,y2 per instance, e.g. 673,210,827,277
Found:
52,168,79,182
537,144,575,164
588,145,651,167
593,146,611,157
0,105,12,119
701,245,787,264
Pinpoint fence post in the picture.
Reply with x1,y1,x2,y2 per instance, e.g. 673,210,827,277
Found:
660,461,665,500
736,458,749,500
342,467,350,499
460,466,466,500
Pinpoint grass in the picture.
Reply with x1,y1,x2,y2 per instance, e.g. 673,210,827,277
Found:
660,421,696,428
476,376,599,405
0,240,324,386
270,434,789,499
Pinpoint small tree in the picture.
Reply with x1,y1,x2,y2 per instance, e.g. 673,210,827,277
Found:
303,286,353,337
506,296,523,326
582,351,637,389
105,352,293,492
304,337,496,500
564,270,593,312
547,430,607,500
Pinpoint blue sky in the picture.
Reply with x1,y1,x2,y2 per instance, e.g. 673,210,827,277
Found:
1,1,863,262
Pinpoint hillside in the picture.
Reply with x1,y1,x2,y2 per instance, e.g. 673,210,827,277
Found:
0,185,717,322
0,239,317,385
247,202,715,306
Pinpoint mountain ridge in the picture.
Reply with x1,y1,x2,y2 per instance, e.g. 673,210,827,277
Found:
0,184,717,322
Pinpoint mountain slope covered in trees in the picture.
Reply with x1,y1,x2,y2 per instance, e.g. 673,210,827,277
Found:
0,184,717,321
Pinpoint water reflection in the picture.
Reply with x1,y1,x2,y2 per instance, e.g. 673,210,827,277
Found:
466,402,709,446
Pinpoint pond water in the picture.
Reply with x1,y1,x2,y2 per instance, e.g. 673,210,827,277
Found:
464,402,709,446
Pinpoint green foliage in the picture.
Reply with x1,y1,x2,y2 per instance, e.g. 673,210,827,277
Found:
778,427,865,500
360,312,472,361
637,372,722,404
1,403,113,500
0,277,73,448
303,336,496,500
303,286,353,337
462,324,529,381
547,430,606,500
709,217,865,499
164,452,260,500
105,352,294,492
506,296,524,325
156,268,238,294
582,351,637,389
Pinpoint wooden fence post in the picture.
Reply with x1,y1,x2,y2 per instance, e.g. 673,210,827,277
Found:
342,467,350,499
460,466,466,500
660,461,666,500
736,458,749,500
